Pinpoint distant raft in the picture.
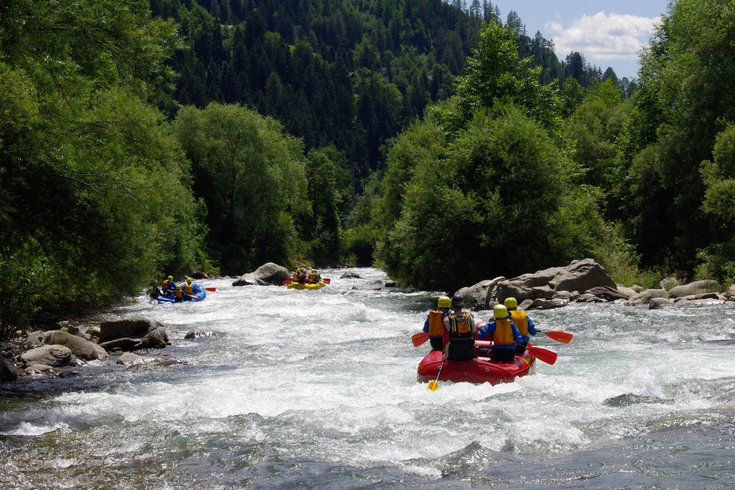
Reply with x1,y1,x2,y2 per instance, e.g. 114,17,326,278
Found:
157,283,207,303
287,280,327,290
417,341,535,385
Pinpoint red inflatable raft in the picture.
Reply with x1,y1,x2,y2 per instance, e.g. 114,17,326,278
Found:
417,342,535,385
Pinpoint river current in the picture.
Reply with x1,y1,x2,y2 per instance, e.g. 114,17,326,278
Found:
1,267,734,488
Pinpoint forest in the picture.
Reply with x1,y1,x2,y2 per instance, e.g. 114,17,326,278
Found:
1,0,733,333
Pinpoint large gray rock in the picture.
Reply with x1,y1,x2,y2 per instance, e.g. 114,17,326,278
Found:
585,286,631,301
549,259,616,292
667,280,722,299
727,284,735,298
628,289,669,305
97,317,169,352
488,259,616,306
454,277,505,310
42,330,108,361
99,317,165,343
233,262,289,286
21,345,76,367
649,297,674,309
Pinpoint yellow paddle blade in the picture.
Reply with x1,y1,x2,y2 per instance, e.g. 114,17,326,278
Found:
427,379,439,391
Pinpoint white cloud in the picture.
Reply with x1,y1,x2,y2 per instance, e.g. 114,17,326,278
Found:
545,12,660,63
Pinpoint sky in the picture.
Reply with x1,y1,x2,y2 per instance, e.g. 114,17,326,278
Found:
488,0,671,79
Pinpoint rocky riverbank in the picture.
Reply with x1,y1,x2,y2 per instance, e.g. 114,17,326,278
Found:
454,258,735,311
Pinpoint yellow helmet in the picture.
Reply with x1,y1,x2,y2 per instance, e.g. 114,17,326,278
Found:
493,304,508,319
311,269,317,273
504,297,518,309
186,278,192,283
176,284,181,289
168,275,173,280
437,296,451,309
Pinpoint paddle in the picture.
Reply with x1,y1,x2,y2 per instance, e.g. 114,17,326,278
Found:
538,329,573,344
322,278,331,284
205,287,217,292
411,331,429,347
427,358,446,391
283,278,293,285
526,344,557,365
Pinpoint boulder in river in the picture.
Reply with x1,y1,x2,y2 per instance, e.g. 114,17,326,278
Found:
21,345,77,368
233,262,289,286
489,259,616,306
667,280,722,299
98,317,169,352
41,330,108,361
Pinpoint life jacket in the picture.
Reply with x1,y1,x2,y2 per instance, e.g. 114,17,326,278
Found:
447,312,475,361
448,312,474,337
184,284,193,294
162,279,170,289
174,289,183,301
308,273,318,282
509,310,529,336
493,318,515,346
427,310,446,337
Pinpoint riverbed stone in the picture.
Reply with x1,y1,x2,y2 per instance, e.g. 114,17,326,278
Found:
116,352,145,366
21,345,77,367
628,288,669,305
529,298,569,310
586,286,631,301
42,330,108,361
660,277,680,291
649,297,674,309
667,280,722,299
99,317,165,343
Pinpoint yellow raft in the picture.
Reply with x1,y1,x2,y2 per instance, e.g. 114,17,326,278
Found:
287,280,327,290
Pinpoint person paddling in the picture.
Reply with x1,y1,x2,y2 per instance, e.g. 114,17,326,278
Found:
504,297,538,354
422,296,451,351
443,295,477,361
183,278,196,300
476,304,523,363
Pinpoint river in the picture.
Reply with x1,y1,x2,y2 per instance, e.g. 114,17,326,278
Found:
2,267,734,488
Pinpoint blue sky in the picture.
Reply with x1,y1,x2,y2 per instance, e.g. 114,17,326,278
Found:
488,0,670,79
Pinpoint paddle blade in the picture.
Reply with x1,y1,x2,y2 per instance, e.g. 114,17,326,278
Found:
205,287,217,292
427,379,439,391
283,278,293,285
527,345,557,365
543,330,573,344
322,278,331,284
411,331,429,347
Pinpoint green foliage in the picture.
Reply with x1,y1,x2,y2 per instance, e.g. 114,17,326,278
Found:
377,104,605,290
172,103,309,274
697,124,735,284
624,0,735,273
302,147,343,265
450,20,561,133
566,79,631,218
0,0,202,333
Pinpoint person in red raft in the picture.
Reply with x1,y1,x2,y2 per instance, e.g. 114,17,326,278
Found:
476,304,524,363
422,295,452,351
504,296,538,354
442,295,478,361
